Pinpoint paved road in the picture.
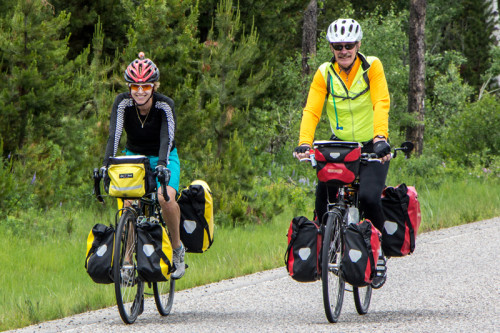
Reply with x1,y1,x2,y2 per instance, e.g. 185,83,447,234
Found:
11,217,500,332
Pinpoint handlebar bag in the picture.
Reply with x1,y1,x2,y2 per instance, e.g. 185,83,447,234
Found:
341,219,381,287
104,155,156,198
284,216,322,282
381,184,421,256
85,224,115,284
136,221,173,282
177,180,214,253
314,143,361,185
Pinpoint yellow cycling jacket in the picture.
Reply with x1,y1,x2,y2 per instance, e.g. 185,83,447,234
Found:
299,52,390,146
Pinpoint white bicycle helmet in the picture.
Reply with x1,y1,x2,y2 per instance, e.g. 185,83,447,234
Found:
326,19,363,43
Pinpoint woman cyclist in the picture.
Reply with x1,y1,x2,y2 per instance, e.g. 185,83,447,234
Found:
293,19,391,288
102,52,185,279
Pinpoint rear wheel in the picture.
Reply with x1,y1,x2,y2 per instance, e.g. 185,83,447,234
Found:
321,210,345,323
114,210,144,324
153,278,175,315
353,285,372,314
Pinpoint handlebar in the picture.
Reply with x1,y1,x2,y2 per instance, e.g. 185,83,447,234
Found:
298,141,415,165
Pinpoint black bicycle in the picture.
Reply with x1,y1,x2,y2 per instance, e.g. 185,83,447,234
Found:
302,140,413,323
93,168,175,324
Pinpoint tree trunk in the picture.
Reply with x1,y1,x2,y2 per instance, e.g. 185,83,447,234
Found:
301,0,317,77
407,0,426,156
487,0,500,91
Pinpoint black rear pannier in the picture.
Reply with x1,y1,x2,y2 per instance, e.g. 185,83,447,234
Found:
177,180,214,253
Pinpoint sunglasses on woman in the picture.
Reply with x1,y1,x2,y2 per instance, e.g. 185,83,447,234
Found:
129,83,154,92
331,43,357,51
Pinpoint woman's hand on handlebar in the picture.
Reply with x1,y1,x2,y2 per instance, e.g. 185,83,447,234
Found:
293,144,311,161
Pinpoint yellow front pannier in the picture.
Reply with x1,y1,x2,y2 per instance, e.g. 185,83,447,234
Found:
105,155,155,198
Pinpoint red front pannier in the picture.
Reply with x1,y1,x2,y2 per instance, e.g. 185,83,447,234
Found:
314,141,361,185
341,219,381,287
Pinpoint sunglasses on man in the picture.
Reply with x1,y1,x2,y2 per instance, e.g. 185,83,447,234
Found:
129,83,154,92
331,43,357,51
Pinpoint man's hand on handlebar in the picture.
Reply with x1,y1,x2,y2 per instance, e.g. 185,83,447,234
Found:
293,144,311,160
373,138,391,164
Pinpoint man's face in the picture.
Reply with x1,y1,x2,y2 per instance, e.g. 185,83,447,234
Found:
330,42,360,69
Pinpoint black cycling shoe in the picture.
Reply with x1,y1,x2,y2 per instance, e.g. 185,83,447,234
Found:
371,256,387,289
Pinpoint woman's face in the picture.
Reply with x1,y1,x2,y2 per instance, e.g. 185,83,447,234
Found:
129,83,154,105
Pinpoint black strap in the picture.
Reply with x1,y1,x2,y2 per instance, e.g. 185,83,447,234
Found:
85,246,96,269
392,184,415,253
186,186,214,246
326,53,371,102
400,200,415,252
284,221,299,266
360,222,376,280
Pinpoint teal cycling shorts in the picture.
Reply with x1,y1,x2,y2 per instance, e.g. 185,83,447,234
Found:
124,148,180,192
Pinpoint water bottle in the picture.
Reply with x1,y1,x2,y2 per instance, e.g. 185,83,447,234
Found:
348,206,359,224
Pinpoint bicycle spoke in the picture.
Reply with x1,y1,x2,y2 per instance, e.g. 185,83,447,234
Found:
322,210,345,323
114,210,144,324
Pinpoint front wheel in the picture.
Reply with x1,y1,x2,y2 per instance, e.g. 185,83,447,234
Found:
153,278,175,316
113,210,144,324
321,210,345,323
353,285,372,314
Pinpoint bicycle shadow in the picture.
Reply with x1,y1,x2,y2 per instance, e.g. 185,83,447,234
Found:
313,308,465,325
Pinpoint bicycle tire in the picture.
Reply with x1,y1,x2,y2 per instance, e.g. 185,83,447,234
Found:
353,285,372,314
113,210,145,324
153,278,175,316
321,209,345,323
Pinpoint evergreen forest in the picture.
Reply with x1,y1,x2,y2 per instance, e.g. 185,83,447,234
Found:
1,0,499,227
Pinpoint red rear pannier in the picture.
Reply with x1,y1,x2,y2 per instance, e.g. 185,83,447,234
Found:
314,141,361,186
381,184,422,256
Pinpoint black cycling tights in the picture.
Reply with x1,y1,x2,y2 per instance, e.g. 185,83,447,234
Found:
315,146,390,232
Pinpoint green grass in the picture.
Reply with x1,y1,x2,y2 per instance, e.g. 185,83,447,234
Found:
417,178,500,231
1,176,499,331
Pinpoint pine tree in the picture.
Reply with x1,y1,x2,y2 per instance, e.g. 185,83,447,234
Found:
0,0,91,154
198,0,271,156
0,0,93,208
48,0,130,60
427,0,494,94
119,0,201,99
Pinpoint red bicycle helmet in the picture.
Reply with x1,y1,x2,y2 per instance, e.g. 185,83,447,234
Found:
124,52,160,83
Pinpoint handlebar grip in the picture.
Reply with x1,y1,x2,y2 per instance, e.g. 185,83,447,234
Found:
157,171,171,202
92,168,104,203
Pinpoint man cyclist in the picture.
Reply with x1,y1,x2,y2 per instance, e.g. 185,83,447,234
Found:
293,19,391,288
102,52,186,279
